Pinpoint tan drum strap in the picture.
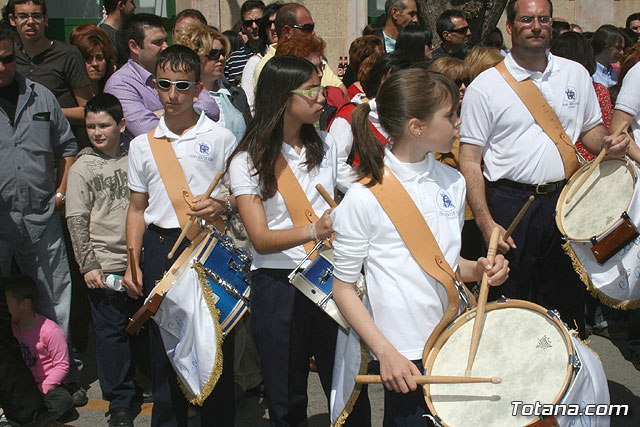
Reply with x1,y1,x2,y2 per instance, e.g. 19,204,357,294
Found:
147,131,225,240
274,153,330,258
495,61,580,179
362,168,463,362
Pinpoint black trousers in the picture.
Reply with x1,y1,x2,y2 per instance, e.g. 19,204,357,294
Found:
142,225,235,427
250,268,370,427
0,279,53,427
485,182,586,336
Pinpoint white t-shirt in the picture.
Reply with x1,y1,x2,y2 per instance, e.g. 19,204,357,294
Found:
331,149,466,360
460,52,602,184
328,94,389,193
615,61,640,144
240,53,263,114
127,112,237,228
228,131,338,269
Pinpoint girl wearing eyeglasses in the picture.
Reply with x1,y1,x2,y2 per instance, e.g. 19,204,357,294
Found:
173,24,251,143
227,55,369,426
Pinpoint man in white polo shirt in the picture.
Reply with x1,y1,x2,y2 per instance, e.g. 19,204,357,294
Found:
459,0,629,337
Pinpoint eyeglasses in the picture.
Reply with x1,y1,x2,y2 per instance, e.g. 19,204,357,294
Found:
449,26,470,35
156,79,198,91
514,16,553,26
266,19,276,27
292,23,315,33
242,18,261,27
14,13,44,22
205,48,226,61
0,53,15,64
290,86,325,99
455,78,471,88
313,62,326,73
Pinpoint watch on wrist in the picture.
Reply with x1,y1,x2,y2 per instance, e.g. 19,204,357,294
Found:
225,196,233,214
55,192,66,202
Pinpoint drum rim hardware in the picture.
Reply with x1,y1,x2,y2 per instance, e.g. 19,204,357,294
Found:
194,261,250,307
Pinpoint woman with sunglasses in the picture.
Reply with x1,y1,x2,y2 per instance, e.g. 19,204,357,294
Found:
174,24,251,143
228,55,369,426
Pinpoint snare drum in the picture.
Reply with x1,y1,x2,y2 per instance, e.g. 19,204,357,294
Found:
556,158,640,308
289,241,362,330
423,299,609,427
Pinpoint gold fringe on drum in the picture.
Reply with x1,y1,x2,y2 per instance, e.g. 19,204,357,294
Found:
332,344,369,427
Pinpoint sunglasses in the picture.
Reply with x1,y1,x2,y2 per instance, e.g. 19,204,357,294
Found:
455,78,471,87
242,18,261,27
449,26,470,35
205,48,226,61
156,79,198,91
290,85,325,99
292,23,315,33
0,53,15,64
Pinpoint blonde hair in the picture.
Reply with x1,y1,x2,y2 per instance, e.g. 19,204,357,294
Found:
465,45,504,79
427,57,470,82
172,23,230,59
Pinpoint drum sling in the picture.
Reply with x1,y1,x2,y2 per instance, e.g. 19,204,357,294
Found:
495,61,580,179
275,152,331,259
147,131,225,241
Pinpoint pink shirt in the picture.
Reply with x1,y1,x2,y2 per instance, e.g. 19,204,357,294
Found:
12,314,69,394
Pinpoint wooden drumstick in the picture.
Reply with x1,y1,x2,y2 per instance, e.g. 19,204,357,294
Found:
565,120,629,204
355,375,502,385
465,227,501,377
167,171,224,259
315,184,338,208
503,195,534,242
128,246,138,287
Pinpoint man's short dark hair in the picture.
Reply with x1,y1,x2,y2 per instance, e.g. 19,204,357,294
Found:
436,9,465,40
241,0,265,18
5,0,47,16
85,93,124,123
274,3,305,38
0,21,14,44
626,13,640,30
506,0,553,23
103,0,123,15
156,44,201,82
123,13,165,55
174,8,207,27
3,274,39,307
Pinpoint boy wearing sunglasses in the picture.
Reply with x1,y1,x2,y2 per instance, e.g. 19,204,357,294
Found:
124,45,238,427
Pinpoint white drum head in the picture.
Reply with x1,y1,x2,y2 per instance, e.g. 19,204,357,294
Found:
425,302,572,427
557,159,635,241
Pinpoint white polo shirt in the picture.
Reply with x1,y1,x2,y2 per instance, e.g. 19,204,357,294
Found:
331,149,466,360
615,61,640,144
228,131,338,269
128,111,237,228
328,94,389,193
460,52,602,184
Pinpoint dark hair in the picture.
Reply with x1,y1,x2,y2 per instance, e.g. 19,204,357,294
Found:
5,0,47,16
274,3,304,38
551,19,570,40
550,31,596,75
626,13,640,30
352,69,459,186
241,0,265,17
485,27,504,48
71,28,116,91
256,2,282,54
363,52,410,99
103,0,129,15
591,24,623,56
619,27,637,53
155,44,201,82
223,29,245,53
3,274,39,307
348,35,384,75
228,56,323,200
0,21,13,44
85,93,124,123
174,8,207,28
436,9,465,40
395,23,432,65
506,0,553,23
362,22,382,36
123,13,165,55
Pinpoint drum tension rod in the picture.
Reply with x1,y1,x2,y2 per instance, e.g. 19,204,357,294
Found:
195,262,250,306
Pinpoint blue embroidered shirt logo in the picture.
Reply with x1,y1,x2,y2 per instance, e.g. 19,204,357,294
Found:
196,141,211,156
437,189,457,220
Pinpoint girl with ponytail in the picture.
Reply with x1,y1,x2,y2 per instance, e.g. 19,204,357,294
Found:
331,68,510,425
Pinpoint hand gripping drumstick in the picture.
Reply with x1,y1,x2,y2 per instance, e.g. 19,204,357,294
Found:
315,184,338,208
355,375,502,385
565,121,629,205
167,171,224,259
128,246,139,287
503,195,534,242
465,227,501,377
